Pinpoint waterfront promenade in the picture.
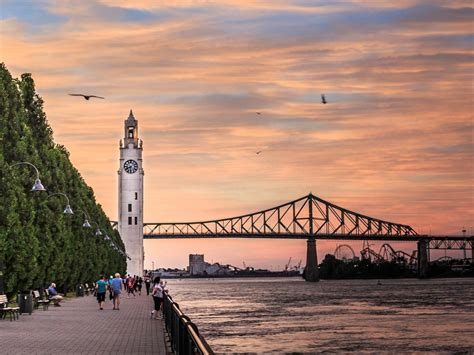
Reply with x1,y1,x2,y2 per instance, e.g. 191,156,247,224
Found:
0,294,168,354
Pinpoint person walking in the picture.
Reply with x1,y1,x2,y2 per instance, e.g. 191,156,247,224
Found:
145,276,151,296
108,275,114,301
123,275,128,293
136,277,143,296
111,273,123,310
150,277,166,319
95,275,108,310
127,276,136,297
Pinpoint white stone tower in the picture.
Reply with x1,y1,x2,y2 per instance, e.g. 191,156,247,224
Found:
118,110,144,276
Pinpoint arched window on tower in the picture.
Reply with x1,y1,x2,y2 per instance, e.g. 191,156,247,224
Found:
128,127,134,138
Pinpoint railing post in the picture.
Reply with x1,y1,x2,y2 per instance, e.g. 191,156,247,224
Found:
174,310,180,353
304,194,319,282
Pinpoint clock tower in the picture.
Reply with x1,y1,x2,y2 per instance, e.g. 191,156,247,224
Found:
118,110,144,276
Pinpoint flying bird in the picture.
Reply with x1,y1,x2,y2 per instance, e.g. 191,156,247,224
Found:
321,94,327,104
256,112,261,115
69,94,105,100
256,151,262,155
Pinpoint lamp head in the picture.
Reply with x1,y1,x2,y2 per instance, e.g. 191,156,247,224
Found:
104,234,110,241
63,204,74,215
95,228,102,236
32,178,46,192
83,219,92,228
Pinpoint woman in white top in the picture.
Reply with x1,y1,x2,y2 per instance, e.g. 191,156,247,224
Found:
150,277,167,319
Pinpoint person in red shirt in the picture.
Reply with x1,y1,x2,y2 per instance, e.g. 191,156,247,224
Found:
127,276,136,298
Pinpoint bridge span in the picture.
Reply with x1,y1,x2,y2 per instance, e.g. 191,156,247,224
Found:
113,193,473,281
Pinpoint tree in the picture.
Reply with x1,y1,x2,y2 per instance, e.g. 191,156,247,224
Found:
0,63,126,298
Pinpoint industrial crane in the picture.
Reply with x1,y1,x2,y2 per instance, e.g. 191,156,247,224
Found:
295,259,302,270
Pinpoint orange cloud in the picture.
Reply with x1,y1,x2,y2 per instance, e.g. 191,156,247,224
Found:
2,1,472,268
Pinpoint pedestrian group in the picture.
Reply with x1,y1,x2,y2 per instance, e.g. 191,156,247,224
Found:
92,273,167,319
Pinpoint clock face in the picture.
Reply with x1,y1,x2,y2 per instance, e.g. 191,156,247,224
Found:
124,159,138,174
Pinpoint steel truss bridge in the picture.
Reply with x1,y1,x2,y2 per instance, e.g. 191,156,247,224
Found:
138,193,473,249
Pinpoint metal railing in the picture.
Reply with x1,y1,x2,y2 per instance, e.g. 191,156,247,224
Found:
163,293,214,355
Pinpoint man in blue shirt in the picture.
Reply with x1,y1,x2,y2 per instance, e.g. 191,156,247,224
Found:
111,273,123,310
95,276,108,310
47,283,63,306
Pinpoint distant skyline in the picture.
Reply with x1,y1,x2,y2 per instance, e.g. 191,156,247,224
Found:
1,0,472,269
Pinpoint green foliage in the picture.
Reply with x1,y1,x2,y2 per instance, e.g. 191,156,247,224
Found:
0,63,126,296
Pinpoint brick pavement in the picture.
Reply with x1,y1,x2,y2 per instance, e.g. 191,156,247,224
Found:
0,292,168,354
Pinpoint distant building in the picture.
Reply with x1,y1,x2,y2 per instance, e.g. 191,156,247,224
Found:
189,254,233,276
205,263,232,276
152,268,187,278
189,254,206,275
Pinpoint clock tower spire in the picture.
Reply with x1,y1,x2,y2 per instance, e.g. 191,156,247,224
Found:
118,109,144,276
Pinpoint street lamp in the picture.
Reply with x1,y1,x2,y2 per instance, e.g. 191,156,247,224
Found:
93,222,102,236
78,210,92,228
46,192,74,215
11,162,46,191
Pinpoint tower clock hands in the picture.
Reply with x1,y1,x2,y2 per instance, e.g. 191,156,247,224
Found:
124,159,138,174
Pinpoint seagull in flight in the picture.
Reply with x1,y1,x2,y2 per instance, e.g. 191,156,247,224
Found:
256,151,262,155
69,94,105,100
256,112,261,115
321,94,327,104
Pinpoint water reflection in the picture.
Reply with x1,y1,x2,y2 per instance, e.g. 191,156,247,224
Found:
167,278,474,353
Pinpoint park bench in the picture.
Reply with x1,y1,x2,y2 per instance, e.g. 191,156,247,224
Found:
0,294,20,321
44,289,61,306
33,290,50,310
84,283,93,296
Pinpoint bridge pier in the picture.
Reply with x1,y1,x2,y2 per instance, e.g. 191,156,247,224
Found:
304,238,319,282
471,243,474,263
417,239,429,278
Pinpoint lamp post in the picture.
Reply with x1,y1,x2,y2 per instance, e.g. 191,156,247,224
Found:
11,162,46,191
46,192,74,214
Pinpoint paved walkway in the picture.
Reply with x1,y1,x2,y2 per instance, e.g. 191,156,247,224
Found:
0,293,168,354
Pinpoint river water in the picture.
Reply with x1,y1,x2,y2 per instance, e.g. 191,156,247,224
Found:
165,277,474,353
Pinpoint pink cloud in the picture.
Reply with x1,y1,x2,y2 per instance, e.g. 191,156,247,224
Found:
2,1,472,268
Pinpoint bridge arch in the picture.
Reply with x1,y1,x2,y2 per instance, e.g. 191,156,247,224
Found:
142,193,418,239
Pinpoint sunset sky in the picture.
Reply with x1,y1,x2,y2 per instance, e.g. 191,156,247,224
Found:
1,0,473,269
